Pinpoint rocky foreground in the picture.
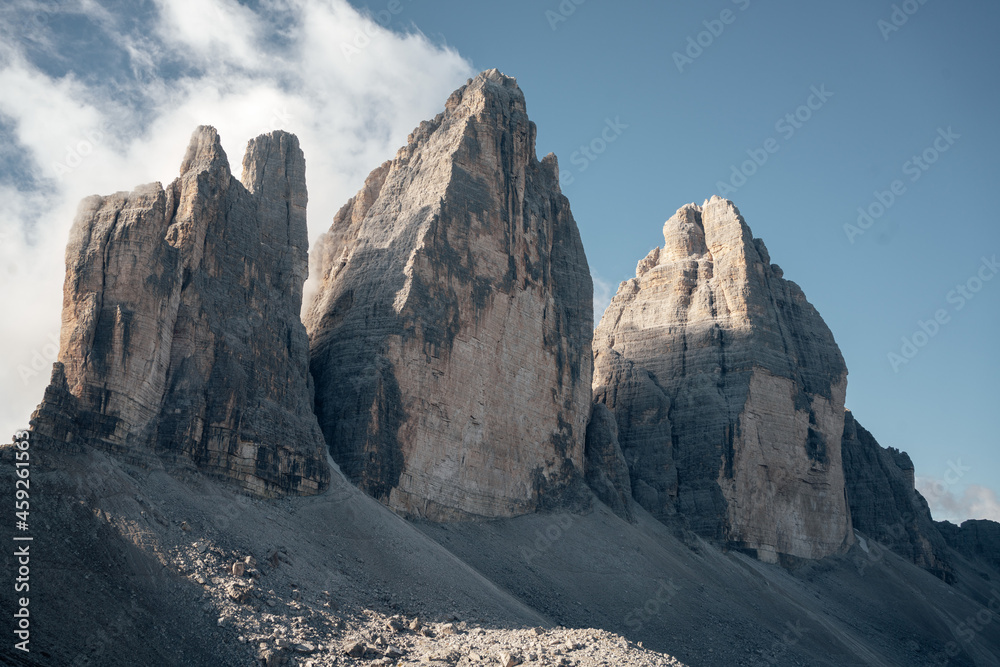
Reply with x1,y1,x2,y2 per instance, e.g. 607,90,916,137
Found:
6,440,999,667
1,444,691,667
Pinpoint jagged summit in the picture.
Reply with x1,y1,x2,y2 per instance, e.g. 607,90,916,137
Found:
178,125,229,175
457,68,523,102
306,70,593,520
30,126,329,497
592,196,852,562
8,75,1000,667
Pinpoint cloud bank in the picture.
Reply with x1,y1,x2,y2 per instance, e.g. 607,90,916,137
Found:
0,0,474,439
917,477,1000,524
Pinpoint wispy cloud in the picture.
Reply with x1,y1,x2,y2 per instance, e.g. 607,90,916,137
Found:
592,273,616,328
0,0,474,438
917,478,1000,524
153,0,263,67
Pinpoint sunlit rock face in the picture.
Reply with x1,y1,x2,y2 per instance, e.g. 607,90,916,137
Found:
31,126,330,497
306,70,593,520
593,196,853,562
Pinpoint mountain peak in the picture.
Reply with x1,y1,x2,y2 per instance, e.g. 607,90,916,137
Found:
595,198,851,561
306,69,592,520
438,69,527,122
31,126,328,497
472,67,521,93
179,125,229,177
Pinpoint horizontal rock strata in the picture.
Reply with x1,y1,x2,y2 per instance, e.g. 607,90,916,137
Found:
306,70,593,520
593,197,853,561
31,126,330,496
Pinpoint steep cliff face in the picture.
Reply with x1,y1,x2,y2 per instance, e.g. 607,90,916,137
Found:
306,70,593,520
593,197,852,562
590,348,674,522
937,519,1000,573
841,411,954,580
584,403,634,521
30,126,330,497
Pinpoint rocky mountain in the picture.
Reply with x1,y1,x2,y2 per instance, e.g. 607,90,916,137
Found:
937,518,1000,572
305,69,593,521
592,197,853,562
29,126,330,497
583,403,634,521
6,69,1000,667
840,409,954,580
840,407,1000,581
587,196,999,590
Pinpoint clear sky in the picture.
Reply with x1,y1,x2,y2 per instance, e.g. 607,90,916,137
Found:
0,0,996,522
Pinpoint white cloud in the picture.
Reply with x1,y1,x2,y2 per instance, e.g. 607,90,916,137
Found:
916,478,1000,524
153,0,262,67
592,273,616,328
0,0,474,440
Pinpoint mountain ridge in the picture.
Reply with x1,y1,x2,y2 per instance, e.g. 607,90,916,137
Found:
6,69,1000,667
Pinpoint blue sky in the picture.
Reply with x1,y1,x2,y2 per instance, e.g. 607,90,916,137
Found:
377,0,1000,522
0,0,996,522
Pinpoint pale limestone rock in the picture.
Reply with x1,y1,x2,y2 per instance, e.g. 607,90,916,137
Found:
306,70,593,520
593,196,852,561
30,126,329,497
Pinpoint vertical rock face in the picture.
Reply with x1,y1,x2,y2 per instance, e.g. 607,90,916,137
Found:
936,519,1000,573
30,126,330,497
593,197,852,561
584,403,633,521
590,347,675,522
306,69,593,520
841,411,953,580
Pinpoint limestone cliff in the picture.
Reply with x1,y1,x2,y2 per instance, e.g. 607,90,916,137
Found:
306,70,593,520
841,410,954,580
937,519,1000,573
584,403,634,521
592,196,853,561
30,126,330,497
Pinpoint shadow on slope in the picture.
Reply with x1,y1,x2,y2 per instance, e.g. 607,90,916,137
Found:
415,502,1000,667
0,446,547,666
